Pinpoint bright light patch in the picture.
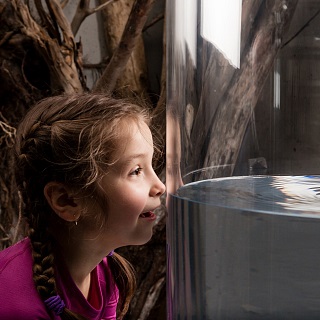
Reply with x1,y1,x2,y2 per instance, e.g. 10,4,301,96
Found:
201,0,242,68
274,59,281,109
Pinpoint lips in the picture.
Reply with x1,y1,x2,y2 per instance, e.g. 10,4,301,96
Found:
139,211,155,218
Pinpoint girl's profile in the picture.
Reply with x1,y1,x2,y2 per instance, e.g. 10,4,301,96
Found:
0,93,165,319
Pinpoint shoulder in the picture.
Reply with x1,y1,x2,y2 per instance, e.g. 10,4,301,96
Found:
0,238,32,274
0,238,50,319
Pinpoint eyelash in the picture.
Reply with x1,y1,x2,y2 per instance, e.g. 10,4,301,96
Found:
130,167,143,176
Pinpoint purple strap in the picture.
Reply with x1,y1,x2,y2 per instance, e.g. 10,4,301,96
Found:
107,250,114,257
44,295,65,315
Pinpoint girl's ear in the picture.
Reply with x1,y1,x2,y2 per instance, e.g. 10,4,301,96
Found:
44,182,81,222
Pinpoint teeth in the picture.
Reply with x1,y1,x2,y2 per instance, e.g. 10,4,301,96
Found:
140,211,151,218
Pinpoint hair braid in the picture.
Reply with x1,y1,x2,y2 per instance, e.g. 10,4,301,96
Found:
16,122,55,300
29,229,56,298
16,119,88,320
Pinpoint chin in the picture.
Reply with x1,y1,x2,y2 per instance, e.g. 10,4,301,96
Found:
133,233,154,246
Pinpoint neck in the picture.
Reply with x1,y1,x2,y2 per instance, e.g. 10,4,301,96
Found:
75,273,91,299
51,224,114,299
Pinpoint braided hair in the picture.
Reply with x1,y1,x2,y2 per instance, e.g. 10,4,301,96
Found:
14,93,150,319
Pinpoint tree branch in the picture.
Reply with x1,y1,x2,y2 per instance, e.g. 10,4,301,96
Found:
195,0,299,179
34,0,60,40
71,0,117,36
60,0,69,9
152,11,166,173
143,12,164,32
93,0,156,93
281,7,320,48
12,0,84,93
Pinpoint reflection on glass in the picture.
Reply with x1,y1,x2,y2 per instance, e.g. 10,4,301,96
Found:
170,176,320,319
167,0,320,319
201,0,242,68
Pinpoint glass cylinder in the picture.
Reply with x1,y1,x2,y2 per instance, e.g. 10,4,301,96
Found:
166,1,320,319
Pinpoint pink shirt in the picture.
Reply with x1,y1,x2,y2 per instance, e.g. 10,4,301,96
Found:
0,238,119,319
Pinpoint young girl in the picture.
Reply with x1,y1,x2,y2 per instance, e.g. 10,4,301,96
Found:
0,93,165,319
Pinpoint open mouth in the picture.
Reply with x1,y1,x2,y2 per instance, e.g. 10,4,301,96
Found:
139,211,155,218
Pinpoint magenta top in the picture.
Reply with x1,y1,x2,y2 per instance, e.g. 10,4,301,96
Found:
0,238,119,319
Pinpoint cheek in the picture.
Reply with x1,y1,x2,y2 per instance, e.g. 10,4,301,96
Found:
114,189,146,213
85,199,108,227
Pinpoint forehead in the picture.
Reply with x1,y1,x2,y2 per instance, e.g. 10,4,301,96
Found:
119,118,151,139
113,119,153,158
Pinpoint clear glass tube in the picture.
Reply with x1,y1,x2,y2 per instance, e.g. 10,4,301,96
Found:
166,1,320,319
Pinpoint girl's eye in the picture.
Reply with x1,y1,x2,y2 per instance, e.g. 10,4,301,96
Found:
130,167,143,176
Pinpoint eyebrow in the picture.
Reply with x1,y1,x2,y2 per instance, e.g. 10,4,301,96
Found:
121,153,149,165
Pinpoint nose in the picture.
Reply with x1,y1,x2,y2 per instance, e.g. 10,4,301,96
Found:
150,172,166,197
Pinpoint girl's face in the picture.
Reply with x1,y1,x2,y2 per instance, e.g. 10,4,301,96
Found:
91,120,165,248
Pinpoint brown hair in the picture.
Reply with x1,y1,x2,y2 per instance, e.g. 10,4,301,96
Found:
15,93,151,319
